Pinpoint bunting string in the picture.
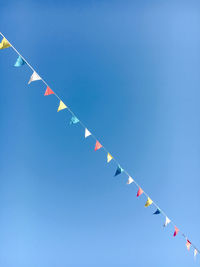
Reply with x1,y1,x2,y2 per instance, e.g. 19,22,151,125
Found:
0,31,199,259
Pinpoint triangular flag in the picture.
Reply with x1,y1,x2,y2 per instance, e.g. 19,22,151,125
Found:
44,86,54,96
153,209,161,215
107,153,113,163
14,56,25,67
186,240,191,251
163,217,171,227
85,128,91,138
70,115,79,124
95,140,102,151
137,187,143,197
114,165,123,176
194,249,198,259
173,226,179,237
57,100,67,112
0,37,11,49
127,176,134,184
28,71,41,84
145,197,153,207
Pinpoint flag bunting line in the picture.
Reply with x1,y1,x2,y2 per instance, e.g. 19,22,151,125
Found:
0,31,199,258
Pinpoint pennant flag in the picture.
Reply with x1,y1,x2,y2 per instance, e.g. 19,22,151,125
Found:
95,140,102,151
114,165,123,176
145,197,153,207
127,176,134,184
85,128,91,138
186,240,191,251
57,100,67,112
194,249,198,259
44,86,54,96
14,56,25,67
0,37,11,49
173,226,179,237
70,115,79,124
107,153,113,163
164,217,171,227
28,71,41,84
137,187,143,197
153,208,161,215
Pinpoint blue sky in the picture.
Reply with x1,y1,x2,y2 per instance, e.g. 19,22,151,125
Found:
1,0,200,266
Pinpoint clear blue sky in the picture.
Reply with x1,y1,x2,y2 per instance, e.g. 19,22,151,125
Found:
1,0,200,266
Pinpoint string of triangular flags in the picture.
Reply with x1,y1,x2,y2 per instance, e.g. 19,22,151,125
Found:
1,32,199,260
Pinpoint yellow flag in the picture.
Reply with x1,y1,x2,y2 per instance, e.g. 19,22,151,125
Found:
57,100,67,112
107,153,113,163
145,197,153,207
0,37,11,49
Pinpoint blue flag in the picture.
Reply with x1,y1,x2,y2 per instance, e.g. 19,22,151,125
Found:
70,115,79,124
153,209,161,215
14,56,25,67
114,165,123,176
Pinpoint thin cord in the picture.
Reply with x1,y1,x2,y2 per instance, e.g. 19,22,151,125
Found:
0,32,199,254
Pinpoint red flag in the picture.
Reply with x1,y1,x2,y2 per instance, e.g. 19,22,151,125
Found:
186,240,191,250
173,226,179,237
137,187,143,197
44,86,54,96
95,141,102,151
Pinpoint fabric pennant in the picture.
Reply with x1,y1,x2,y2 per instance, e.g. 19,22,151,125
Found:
173,226,179,237
28,71,41,84
95,140,102,151
137,187,143,197
85,128,91,138
44,86,54,96
163,217,171,227
0,37,11,49
153,209,161,215
186,240,191,251
127,176,134,184
145,197,153,207
14,56,25,67
70,115,79,124
114,165,123,176
57,100,67,112
194,249,198,259
107,153,113,163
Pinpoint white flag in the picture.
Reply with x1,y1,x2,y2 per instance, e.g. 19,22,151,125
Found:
127,176,134,184
85,128,91,138
194,249,198,259
28,71,41,84
163,217,171,227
